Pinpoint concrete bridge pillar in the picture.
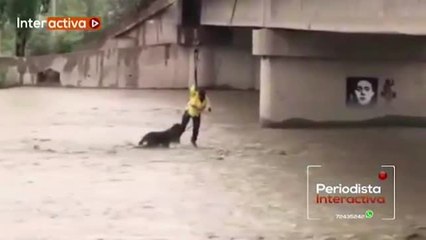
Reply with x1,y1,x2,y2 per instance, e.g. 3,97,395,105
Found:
259,56,273,123
253,28,426,128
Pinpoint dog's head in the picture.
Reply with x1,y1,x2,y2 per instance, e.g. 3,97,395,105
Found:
168,123,185,143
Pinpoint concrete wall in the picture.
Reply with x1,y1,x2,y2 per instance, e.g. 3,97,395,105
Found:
101,37,139,50
17,44,190,89
137,44,189,88
115,1,180,48
0,43,257,90
184,27,260,90
201,0,426,34
260,58,426,123
256,29,426,127
0,44,258,90
190,46,259,90
94,1,186,88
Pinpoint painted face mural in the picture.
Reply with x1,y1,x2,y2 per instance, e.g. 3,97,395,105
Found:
346,77,378,107
355,80,375,105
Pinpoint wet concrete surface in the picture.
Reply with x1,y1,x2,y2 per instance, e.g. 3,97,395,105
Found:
0,87,425,240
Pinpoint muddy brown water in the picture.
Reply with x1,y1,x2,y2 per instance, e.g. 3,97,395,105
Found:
0,87,425,240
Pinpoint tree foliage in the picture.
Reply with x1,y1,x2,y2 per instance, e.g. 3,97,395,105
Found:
2,0,50,56
107,0,154,19
0,0,153,56
0,0,7,28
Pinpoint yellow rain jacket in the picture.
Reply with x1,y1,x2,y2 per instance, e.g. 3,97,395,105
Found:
186,85,210,117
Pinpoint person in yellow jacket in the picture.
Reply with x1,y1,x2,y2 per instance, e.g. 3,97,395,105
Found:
181,85,212,147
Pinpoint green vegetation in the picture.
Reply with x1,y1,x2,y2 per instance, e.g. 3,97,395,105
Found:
0,0,50,56
0,68,8,88
0,0,152,56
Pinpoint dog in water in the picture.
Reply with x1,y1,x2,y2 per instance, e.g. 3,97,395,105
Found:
138,123,185,148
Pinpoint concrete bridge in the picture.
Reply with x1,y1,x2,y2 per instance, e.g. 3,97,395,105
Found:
199,0,426,127
1,0,426,128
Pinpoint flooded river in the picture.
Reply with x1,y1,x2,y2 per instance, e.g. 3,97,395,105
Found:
0,87,425,240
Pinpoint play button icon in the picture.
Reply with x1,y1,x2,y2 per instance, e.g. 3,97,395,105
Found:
89,17,101,30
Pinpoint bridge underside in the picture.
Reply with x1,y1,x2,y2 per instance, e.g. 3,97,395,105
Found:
254,29,426,127
197,0,426,127
201,0,426,35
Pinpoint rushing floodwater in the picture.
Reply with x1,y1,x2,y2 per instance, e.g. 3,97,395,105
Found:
0,87,425,240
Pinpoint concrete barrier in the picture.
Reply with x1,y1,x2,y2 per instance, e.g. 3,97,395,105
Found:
0,44,192,89
0,43,258,90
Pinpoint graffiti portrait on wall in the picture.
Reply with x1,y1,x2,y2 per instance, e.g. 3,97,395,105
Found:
346,77,379,107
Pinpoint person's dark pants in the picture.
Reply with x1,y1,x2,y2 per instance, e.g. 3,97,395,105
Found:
181,110,201,142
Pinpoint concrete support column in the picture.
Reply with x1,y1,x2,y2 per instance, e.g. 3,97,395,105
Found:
254,28,426,128
259,57,273,126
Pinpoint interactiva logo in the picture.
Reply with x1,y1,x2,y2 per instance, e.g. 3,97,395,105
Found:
16,16,101,31
315,183,386,204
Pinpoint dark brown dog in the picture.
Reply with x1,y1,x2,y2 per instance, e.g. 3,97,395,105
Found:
138,123,185,148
